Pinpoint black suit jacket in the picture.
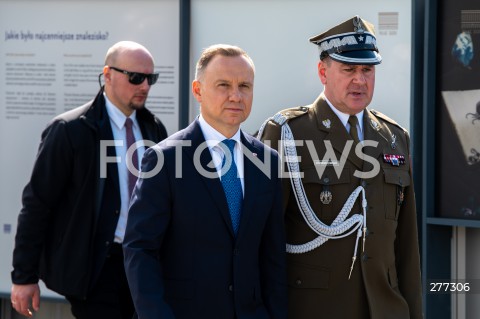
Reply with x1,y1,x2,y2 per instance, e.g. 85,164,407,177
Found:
123,119,287,319
11,88,168,298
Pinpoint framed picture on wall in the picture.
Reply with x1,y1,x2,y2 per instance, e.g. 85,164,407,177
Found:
436,4,480,219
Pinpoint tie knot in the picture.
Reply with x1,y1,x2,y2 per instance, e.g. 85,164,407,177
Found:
125,117,134,129
221,139,236,154
348,115,359,127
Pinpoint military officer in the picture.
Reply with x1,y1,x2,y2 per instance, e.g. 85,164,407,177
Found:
258,16,423,319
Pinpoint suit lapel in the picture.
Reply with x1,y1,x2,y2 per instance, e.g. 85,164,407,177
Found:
236,133,262,241
97,110,120,196
182,120,236,237
313,96,364,169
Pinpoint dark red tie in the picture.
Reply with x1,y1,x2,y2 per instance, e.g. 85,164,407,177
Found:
125,118,138,198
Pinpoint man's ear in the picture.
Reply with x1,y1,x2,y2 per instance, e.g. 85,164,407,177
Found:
318,61,327,84
103,66,111,83
192,80,202,102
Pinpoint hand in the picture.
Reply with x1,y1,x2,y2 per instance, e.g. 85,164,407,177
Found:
11,283,40,317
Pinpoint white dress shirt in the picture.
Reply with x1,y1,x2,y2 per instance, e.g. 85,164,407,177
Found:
198,115,245,195
104,93,145,243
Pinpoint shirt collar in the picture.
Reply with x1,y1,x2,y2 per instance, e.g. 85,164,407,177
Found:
104,92,137,129
198,115,242,149
324,95,364,133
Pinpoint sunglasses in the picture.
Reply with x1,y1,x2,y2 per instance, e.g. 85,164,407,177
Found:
109,66,159,85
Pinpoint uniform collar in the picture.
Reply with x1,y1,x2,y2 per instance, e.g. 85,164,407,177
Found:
324,95,364,135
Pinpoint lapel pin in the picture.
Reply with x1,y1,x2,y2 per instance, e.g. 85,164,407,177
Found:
391,134,397,149
322,119,331,129
370,119,380,131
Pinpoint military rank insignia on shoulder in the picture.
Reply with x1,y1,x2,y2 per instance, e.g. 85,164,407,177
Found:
370,109,406,132
266,105,309,127
278,105,309,122
257,106,309,139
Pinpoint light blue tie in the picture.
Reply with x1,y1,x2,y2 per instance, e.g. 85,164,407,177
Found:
220,139,243,235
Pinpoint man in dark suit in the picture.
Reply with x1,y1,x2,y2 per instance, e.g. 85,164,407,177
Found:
258,16,423,318
10,41,168,319
123,44,287,319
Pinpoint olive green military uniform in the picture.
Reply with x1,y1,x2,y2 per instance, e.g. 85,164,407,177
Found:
260,94,423,319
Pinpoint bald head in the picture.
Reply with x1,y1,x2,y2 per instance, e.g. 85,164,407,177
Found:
105,41,155,67
102,41,156,116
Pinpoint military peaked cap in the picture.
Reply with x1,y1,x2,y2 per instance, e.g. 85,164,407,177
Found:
309,15,382,65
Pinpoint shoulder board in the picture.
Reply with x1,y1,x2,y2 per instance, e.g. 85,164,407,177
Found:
271,105,309,126
370,109,406,131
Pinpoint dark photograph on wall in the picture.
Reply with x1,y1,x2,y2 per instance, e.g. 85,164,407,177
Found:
437,4,480,219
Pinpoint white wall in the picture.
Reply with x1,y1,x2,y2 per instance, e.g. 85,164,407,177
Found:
190,0,412,135
0,0,179,299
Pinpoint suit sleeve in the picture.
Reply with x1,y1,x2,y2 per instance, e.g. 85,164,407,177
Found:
395,131,423,318
123,146,176,319
12,120,73,284
259,151,288,319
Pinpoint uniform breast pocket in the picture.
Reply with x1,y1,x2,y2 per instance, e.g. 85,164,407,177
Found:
383,168,410,220
302,166,351,222
287,260,330,289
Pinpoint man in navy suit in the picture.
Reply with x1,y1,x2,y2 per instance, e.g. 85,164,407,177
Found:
123,44,287,319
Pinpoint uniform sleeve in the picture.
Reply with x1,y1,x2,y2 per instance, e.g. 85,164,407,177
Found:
395,130,423,318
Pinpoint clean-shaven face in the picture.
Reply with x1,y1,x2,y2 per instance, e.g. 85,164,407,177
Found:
319,58,375,115
193,55,254,137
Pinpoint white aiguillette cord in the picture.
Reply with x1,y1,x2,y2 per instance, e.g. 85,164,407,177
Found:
258,113,368,279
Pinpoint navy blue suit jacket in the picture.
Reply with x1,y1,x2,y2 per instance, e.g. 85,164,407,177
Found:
123,119,287,319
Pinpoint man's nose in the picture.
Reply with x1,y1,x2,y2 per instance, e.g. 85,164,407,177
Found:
352,71,367,84
229,87,241,102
